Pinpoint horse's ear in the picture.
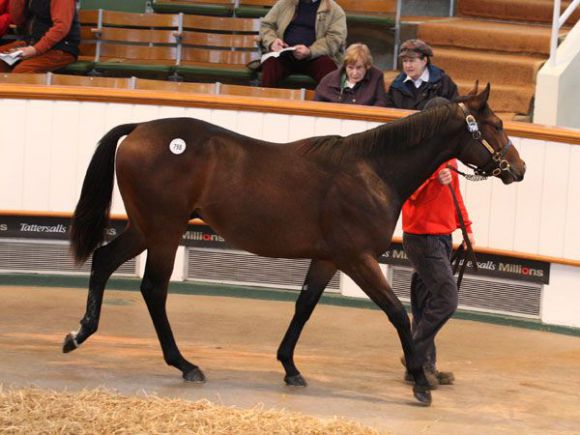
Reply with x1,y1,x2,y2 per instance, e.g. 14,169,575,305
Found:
466,80,479,96
470,82,491,111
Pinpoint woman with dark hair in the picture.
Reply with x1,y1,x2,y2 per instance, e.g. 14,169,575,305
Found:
314,43,386,106
385,39,458,110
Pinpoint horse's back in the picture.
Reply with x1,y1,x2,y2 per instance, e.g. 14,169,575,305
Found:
114,117,299,225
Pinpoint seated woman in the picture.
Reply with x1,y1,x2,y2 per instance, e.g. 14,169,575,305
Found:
314,43,386,106
0,0,10,39
385,39,458,110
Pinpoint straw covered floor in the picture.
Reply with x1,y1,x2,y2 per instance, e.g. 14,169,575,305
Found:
0,386,384,434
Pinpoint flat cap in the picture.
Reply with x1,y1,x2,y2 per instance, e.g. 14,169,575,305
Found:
398,39,434,58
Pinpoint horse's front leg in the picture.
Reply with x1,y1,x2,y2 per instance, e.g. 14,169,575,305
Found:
63,228,144,352
342,254,432,406
140,242,205,382
277,259,337,387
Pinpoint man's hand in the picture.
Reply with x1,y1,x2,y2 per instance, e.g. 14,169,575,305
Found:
270,38,288,52
17,46,37,58
437,168,452,185
292,44,311,60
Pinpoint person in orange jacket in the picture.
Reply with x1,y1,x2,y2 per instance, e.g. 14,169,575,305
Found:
0,0,80,73
401,97,475,389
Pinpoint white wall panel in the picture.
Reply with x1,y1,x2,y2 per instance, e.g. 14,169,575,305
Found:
538,142,570,257
159,105,188,119
513,138,546,254
237,111,264,139
263,113,290,142
49,101,81,211
0,99,27,209
211,109,236,130
563,146,580,260
288,115,315,142
488,177,519,249
340,119,370,136
131,104,160,124
104,103,134,131
22,100,54,210
313,117,341,137
542,264,580,327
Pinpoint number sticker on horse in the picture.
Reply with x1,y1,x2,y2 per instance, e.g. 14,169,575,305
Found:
169,138,186,155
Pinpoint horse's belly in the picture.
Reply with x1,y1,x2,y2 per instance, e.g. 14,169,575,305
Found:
202,214,326,259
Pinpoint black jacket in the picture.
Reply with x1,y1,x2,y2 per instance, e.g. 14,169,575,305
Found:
385,64,458,110
314,65,386,106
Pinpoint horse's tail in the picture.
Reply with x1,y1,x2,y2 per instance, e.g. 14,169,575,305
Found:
70,123,139,264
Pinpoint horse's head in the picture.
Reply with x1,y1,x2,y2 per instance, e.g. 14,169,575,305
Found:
456,83,526,184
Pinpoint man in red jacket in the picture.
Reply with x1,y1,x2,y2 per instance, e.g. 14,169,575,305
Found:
402,155,475,388
0,0,80,73
0,0,10,38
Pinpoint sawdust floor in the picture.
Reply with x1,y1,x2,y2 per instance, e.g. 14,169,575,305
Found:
1,285,579,434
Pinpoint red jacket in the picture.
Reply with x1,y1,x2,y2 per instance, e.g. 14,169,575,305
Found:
9,0,76,54
402,160,472,235
0,0,10,38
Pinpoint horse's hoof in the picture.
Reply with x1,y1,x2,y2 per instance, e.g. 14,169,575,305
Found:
413,385,432,406
62,333,79,353
284,374,307,387
183,367,206,383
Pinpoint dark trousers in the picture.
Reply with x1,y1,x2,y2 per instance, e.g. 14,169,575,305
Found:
261,54,337,88
0,41,75,73
402,233,458,369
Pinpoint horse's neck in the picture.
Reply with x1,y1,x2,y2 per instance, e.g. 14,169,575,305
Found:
377,118,464,202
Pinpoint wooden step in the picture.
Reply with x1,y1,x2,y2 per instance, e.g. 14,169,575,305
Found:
458,0,579,25
456,79,534,114
433,47,545,87
417,18,558,56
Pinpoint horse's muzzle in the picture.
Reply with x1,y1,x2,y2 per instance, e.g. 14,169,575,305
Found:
501,161,526,184
514,161,526,181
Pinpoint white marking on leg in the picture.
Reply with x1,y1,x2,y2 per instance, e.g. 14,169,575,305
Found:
70,330,80,348
302,284,308,292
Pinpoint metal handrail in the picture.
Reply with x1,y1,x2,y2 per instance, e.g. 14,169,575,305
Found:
550,0,579,66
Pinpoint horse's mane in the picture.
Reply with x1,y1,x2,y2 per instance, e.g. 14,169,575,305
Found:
298,103,459,165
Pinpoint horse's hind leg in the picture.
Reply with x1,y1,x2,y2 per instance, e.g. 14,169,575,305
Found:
140,239,205,382
342,255,432,406
63,226,145,352
277,259,337,387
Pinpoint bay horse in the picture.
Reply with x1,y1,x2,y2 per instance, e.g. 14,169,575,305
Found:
63,83,525,406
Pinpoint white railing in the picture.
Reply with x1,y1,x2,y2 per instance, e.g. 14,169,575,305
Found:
550,0,579,66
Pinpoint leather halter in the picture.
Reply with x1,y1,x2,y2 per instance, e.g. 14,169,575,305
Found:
458,102,513,177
